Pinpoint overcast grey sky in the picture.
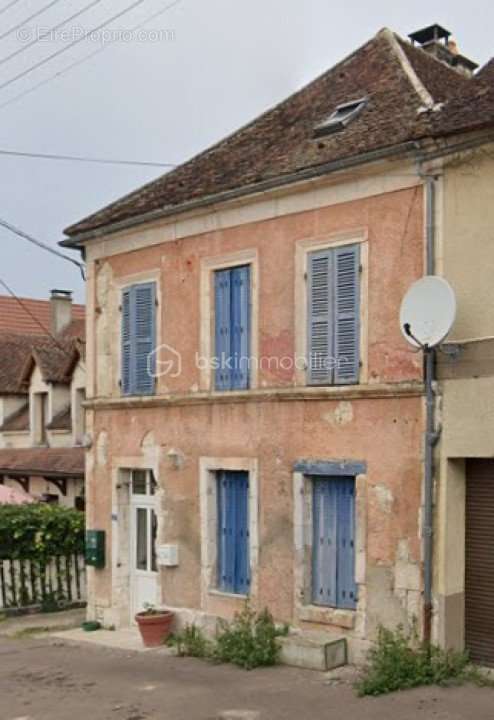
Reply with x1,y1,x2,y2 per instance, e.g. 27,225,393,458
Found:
0,0,492,303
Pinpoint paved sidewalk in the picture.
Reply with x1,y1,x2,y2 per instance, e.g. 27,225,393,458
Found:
0,607,85,637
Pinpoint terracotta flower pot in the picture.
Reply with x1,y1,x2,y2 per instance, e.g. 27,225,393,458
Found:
135,610,175,647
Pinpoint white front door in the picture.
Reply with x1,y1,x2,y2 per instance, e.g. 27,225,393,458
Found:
130,470,158,621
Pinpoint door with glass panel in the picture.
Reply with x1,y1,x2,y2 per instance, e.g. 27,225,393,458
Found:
130,470,158,620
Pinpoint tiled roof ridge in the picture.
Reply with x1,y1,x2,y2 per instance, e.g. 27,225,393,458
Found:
382,29,435,108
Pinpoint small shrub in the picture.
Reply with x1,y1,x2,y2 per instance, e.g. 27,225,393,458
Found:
169,624,211,658
213,605,285,670
355,624,489,697
0,504,84,561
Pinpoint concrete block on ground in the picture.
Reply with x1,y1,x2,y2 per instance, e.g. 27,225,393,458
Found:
279,631,347,671
218,712,260,720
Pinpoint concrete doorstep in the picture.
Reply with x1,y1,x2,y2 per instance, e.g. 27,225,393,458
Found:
51,626,177,654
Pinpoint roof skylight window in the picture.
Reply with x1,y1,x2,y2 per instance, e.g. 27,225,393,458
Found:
313,98,367,138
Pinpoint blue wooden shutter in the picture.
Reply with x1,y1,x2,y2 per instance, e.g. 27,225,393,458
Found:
217,471,249,594
334,244,360,385
312,477,356,609
134,282,156,395
217,471,234,592
308,250,333,385
215,270,232,391
121,288,133,395
336,477,357,609
231,266,251,390
234,472,250,594
312,479,337,606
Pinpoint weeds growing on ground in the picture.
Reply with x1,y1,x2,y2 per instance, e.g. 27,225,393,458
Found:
356,624,494,696
213,606,288,670
168,623,212,658
169,605,289,670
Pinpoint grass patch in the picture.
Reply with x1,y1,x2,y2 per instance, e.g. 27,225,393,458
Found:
168,605,289,670
356,625,494,696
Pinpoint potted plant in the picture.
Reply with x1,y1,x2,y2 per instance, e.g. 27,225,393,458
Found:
135,604,175,648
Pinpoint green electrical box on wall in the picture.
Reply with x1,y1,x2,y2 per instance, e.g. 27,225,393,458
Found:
85,530,105,569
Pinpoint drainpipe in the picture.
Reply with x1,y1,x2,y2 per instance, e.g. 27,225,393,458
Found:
422,174,439,646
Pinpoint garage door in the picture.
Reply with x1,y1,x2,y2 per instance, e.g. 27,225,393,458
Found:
465,459,494,667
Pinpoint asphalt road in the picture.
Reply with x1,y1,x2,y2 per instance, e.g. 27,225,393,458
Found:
1,635,494,720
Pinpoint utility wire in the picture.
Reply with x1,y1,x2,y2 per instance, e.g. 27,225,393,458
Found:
0,0,23,17
0,147,177,167
0,0,65,42
0,0,151,92
0,217,86,279
0,0,182,111
0,0,106,68
0,274,78,356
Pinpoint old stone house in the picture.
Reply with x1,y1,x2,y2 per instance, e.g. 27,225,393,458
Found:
0,291,86,508
63,25,494,664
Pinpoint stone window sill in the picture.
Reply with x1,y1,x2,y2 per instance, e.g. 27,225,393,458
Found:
298,604,356,630
208,589,248,601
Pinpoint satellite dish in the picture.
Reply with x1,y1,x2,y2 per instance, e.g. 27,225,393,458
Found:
400,276,456,349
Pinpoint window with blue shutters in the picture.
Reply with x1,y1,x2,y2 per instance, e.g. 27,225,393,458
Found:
217,470,250,595
121,282,156,396
214,265,251,391
307,244,360,386
312,477,357,610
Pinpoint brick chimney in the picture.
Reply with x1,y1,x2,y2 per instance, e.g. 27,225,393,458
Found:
50,289,73,335
408,24,478,77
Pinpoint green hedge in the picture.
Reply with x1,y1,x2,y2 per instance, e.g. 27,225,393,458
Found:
0,504,84,562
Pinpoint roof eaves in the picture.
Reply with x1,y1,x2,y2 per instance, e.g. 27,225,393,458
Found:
60,138,421,248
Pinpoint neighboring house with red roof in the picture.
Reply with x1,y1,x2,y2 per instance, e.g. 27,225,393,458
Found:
63,24,494,666
0,290,85,508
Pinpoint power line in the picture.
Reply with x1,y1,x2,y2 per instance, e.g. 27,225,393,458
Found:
0,217,86,279
0,0,23,17
0,0,151,93
0,0,65,42
0,274,78,356
0,147,177,167
0,0,106,68
0,0,183,111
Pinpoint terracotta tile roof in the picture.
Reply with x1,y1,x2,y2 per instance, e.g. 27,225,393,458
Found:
62,318,85,340
0,334,82,394
423,62,494,139
29,339,80,384
0,295,84,336
0,403,29,432
477,59,494,82
397,37,471,102
46,405,72,431
0,293,85,395
0,447,84,478
64,28,489,240
0,334,46,394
